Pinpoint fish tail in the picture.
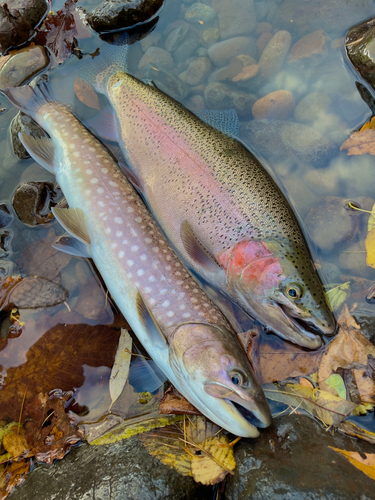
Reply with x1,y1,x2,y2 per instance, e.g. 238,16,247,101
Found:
77,32,129,94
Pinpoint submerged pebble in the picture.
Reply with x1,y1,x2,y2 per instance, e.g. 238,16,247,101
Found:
217,0,257,40
287,30,328,66
252,90,295,120
204,82,256,118
184,3,216,24
184,57,212,85
173,28,200,63
0,45,49,89
294,92,331,123
138,46,173,76
258,30,292,80
164,24,189,52
12,182,56,226
207,37,256,67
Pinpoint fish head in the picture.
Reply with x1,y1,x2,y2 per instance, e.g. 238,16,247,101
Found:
219,239,336,349
169,323,271,437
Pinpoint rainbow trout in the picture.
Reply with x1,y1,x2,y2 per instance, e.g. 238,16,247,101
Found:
78,38,336,349
3,81,271,437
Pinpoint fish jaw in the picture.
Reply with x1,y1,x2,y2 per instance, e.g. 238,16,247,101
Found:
219,240,335,349
169,323,271,436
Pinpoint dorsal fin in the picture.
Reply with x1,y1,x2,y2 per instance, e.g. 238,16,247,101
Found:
52,207,90,245
180,220,220,272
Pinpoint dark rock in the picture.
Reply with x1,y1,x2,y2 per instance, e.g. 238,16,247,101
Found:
10,111,50,160
172,28,200,63
0,230,10,258
305,197,360,253
241,119,336,168
346,17,375,91
0,0,47,53
0,45,49,89
204,82,257,118
12,181,57,226
0,203,12,228
148,67,191,100
184,57,211,86
9,438,210,500
0,260,18,279
87,0,164,33
226,414,375,500
273,0,374,38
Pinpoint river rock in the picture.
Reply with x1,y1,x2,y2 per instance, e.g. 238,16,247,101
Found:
241,119,336,168
252,90,295,120
346,17,375,91
208,37,256,67
258,30,292,80
294,92,331,123
202,27,219,45
140,31,162,51
9,438,210,500
256,31,273,56
273,0,374,37
138,46,173,76
217,0,256,40
0,45,48,89
288,29,328,66
305,196,360,253
11,111,49,160
0,0,47,53
12,181,57,226
87,0,164,32
226,414,375,500
184,3,216,24
184,57,211,85
232,64,259,82
204,82,256,118
165,24,189,52
173,28,200,63
304,167,340,197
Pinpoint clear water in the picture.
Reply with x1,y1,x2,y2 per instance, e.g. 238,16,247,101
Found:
1,0,375,430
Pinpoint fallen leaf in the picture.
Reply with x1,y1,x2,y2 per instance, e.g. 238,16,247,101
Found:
109,329,132,411
74,77,100,110
324,374,346,399
299,378,314,389
139,416,236,485
325,282,351,312
159,386,202,416
367,204,375,232
339,421,375,444
0,459,31,499
2,428,28,458
329,447,375,481
264,383,357,427
353,369,375,403
340,126,375,156
366,227,375,269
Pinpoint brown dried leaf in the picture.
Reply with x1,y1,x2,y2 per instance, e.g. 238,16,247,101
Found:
340,126,375,156
2,429,28,458
74,77,100,110
0,459,31,500
159,386,202,416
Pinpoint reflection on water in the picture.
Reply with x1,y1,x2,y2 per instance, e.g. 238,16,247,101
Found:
1,0,375,434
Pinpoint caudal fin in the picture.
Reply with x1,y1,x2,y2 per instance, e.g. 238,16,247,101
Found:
76,32,129,94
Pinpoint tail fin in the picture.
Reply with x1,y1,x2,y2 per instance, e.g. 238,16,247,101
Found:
76,32,129,94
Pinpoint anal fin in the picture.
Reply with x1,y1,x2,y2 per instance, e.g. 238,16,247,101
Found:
19,133,55,173
136,292,168,350
53,232,91,258
52,207,91,245
180,220,221,272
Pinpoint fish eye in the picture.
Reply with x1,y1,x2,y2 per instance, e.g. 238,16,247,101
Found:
230,371,244,386
284,283,303,300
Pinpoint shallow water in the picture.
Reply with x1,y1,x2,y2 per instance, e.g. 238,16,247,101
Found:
1,0,375,435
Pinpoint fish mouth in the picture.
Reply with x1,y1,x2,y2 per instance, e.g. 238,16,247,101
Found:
229,400,269,429
277,303,323,349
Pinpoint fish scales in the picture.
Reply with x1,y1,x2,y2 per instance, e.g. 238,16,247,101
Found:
42,103,227,335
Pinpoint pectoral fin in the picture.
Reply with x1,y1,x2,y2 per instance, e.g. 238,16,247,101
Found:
119,162,144,193
53,232,91,258
136,292,168,350
52,207,91,245
18,133,55,173
180,220,221,272
128,356,167,393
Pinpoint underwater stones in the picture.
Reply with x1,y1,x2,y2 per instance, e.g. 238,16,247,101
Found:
11,111,49,160
346,17,375,91
0,0,47,53
258,30,291,80
241,119,335,168
148,67,190,100
231,64,259,82
172,28,200,63
287,30,328,66
256,31,273,57
164,24,189,52
217,0,256,40
304,167,340,197
305,197,360,253
86,0,164,33
13,181,56,226
207,37,256,67
0,45,48,89
139,31,161,51
202,27,219,46
294,92,331,124
184,57,211,85
184,3,216,24
252,90,295,120
204,82,256,118
138,46,173,76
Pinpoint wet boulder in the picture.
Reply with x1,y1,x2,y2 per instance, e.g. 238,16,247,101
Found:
0,45,49,89
13,181,57,226
0,0,48,53
346,17,375,91
86,0,164,33
10,111,49,160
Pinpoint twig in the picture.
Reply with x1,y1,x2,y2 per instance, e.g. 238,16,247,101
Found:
17,390,27,434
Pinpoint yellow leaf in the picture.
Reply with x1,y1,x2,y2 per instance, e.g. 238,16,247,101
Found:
2,428,28,457
329,447,375,481
366,227,375,268
139,416,236,485
339,421,375,444
325,282,351,312
367,203,375,231
74,77,100,110
360,116,375,131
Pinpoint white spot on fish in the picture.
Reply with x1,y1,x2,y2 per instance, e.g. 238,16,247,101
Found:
73,152,80,157
179,304,186,310
114,217,123,224
167,311,174,317
127,259,134,267
191,298,198,303
98,201,105,207
109,181,118,187
140,254,147,261
162,300,170,307
116,231,123,237
85,189,91,195
91,178,99,184
160,289,167,295
149,298,156,306
127,207,134,213
148,275,156,282
119,251,125,258
101,168,108,174
166,266,171,271
76,178,83,183
131,245,139,252
127,272,132,278
135,217,142,223
105,228,111,234
97,188,104,194
137,269,144,276
111,242,117,249
182,312,191,318
145,287,151,293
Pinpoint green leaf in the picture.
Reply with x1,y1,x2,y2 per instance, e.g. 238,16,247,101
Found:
324,374,346,399
325,282,351,312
